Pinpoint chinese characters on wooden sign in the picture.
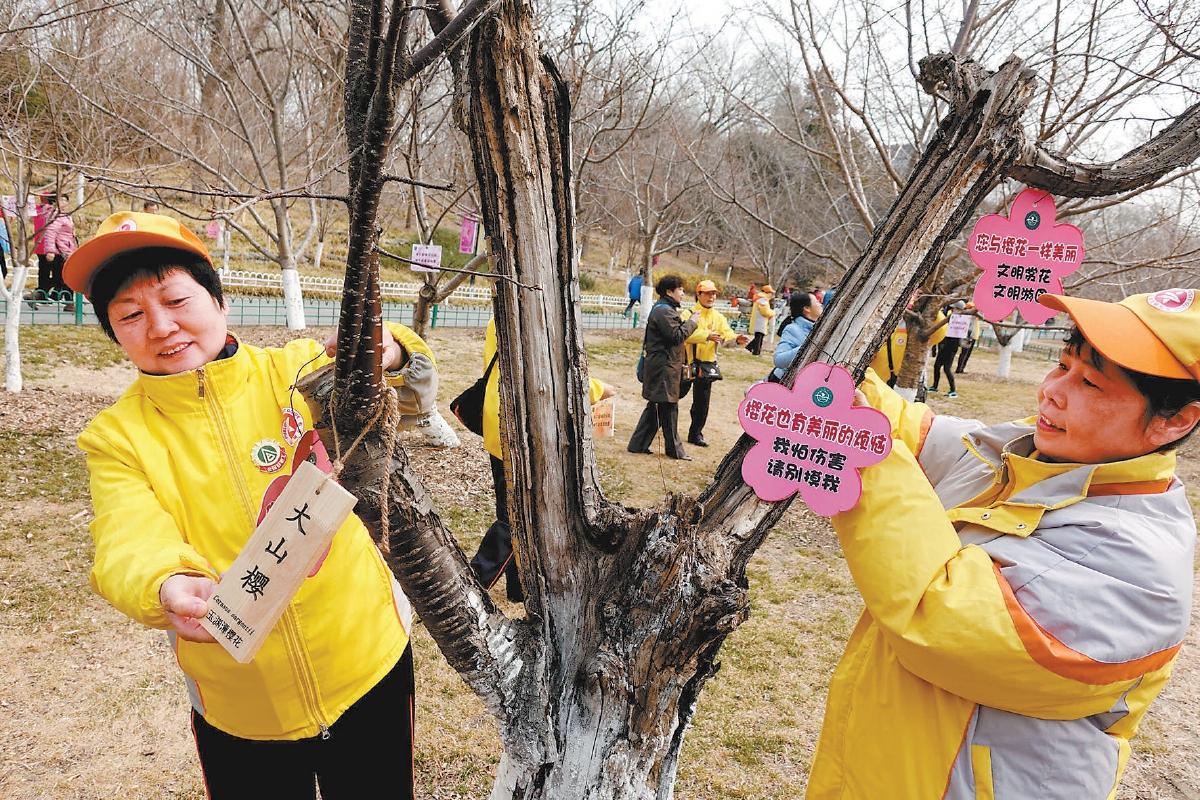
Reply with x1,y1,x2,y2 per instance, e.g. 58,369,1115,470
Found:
739,362,892,516
969,188,1084,325
199,460,356,663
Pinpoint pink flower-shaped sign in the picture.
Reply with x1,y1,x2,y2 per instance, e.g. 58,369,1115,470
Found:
739,362,892,517
969,189,1083,325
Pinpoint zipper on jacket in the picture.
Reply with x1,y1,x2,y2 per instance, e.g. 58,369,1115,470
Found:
280,608,332,736
197,366,205,398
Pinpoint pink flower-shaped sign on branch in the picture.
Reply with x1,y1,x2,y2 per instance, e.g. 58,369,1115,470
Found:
739,362,892,517
969,188,1084,325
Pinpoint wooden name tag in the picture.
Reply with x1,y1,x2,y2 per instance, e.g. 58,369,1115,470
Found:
199,460,357,663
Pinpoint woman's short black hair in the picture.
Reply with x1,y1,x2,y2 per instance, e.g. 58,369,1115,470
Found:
655,274,685,297
789,291,815,318
1064,327,1200,451
90,247,224,342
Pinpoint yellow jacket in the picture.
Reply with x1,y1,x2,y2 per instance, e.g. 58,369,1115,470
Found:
79,331,422,740
810,370,1193,799
482,319,605,459
869,312,948,383
680,304,739,364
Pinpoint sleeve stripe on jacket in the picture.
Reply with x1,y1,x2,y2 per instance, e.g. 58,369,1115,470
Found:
992,562,1181,684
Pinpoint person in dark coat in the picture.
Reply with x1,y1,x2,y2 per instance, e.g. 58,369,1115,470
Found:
628,275,699,460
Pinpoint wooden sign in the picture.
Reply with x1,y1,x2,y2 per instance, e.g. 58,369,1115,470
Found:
592,398,615,438
739,362,892,517
199,461,357,663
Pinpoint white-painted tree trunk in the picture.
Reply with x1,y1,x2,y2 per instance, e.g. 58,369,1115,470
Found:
4,265,30,392
313,239,325,271
638,284,654,327
997,343,1014,378
1010,327,1027,353
281,266,307,330
894,385,918,401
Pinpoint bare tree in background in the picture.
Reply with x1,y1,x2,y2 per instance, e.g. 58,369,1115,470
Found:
48,0,350,329
700,0,1199,389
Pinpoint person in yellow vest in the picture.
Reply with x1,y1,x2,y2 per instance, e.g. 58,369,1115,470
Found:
65,212,417,798
468,318,613,602
745,283,776,355
679,279,749,446
869,307,948,387
813,289,1200,799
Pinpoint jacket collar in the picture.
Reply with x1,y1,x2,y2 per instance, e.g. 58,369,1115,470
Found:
129,333,251,414
948,419,1178,534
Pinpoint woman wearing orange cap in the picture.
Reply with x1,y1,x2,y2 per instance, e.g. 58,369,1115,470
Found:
809,289,1200,799
745,284,776,355
65,212,421,798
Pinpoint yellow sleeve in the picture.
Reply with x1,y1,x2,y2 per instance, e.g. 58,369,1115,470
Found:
833,441,1143,718
860,368,933,456
928,311,948,347
716,312,738,342
483,320,502,459
588,378,605,404
80,429,219,629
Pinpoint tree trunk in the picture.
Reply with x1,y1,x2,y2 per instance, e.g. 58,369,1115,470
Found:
4,264,31,393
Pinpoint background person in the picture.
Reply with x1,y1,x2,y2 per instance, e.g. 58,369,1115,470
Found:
809,289,1200,799
623,270,643,317
40,193,77,309
467,318,613,602
680,279,749,447
628,275,699,460
745,284,776,356
769,290,822,382
65,211,420,799
955,304,981,374
929,299,967,397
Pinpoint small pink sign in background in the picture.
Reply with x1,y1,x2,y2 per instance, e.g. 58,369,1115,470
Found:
969,188,1083,325
460,215,479,254
739,362,892,517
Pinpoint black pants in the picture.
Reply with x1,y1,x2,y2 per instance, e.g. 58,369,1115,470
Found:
0,247,7,279
746,332,765,356
36,254,68,298
469,454,523,601
622,298,637,315
931,339,960,393
955,340,975,373
628,401,685,458
191,646,415,800
684,378,713,441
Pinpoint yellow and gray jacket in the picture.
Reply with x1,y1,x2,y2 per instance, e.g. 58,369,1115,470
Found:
681,304,738,365
79,333,419,741
810,370,1194,799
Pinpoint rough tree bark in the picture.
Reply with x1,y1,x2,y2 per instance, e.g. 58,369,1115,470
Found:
296,1,1200,793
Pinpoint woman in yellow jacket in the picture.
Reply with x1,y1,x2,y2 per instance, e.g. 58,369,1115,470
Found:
468,318,612,601
813,289,1200,799
65,212,422,799
679,279,748,446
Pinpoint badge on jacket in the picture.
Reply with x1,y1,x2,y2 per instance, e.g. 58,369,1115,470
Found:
281,407,305,446
251,439,288,473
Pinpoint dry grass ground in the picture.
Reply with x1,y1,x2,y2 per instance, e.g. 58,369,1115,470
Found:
1,324,1197,799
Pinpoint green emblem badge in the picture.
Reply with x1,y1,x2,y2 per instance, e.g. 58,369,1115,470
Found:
812,386,834,408
1024,210,1040,230
251,439,287,473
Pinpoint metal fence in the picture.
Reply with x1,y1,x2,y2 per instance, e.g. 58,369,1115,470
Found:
0,293,665,331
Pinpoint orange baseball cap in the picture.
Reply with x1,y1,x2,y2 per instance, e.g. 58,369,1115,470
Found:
696,279,718,294
1039,289,1200,382
63,211,212,298
761,284,775,294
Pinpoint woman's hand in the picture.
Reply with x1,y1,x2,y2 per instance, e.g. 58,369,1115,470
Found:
323,325,402,371
160,574,219,643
